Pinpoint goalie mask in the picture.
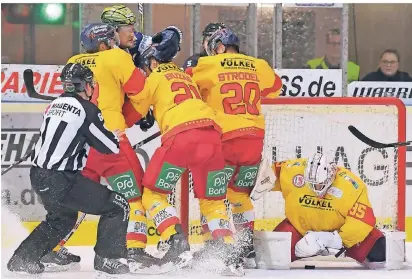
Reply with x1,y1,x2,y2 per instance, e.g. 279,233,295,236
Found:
304,152,337,198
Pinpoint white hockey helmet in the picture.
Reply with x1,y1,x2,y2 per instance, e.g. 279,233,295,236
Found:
304,152,337,197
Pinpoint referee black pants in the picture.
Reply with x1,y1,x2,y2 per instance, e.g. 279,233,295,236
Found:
12,167,130,262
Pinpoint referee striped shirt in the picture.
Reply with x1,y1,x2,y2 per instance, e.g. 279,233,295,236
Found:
32,92,119,171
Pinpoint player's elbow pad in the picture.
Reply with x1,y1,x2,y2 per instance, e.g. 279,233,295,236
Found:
250,158,277,201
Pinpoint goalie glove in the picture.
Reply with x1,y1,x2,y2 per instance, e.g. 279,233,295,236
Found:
250,158,276,201
295,231,343,258
138,109,155,132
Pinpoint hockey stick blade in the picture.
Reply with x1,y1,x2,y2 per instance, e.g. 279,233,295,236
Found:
348,125,411,148
24,69,57,101
133,131,161,149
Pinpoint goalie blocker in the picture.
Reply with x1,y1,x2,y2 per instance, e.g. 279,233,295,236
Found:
250,155,406,270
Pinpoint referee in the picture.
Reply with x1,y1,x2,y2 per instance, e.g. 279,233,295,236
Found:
7,63,130,275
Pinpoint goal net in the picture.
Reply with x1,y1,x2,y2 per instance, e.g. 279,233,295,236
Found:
168,97,406,244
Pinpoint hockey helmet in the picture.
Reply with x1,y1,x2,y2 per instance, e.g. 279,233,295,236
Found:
80,23,119,53
141,26,182,67
304,152,337,198
60,63,94,94
202,22,227,39
129,31,152,67
206,28,240,56
101,5,136,27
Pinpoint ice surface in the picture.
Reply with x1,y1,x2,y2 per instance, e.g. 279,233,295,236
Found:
1,206,411,278
1,244,411,279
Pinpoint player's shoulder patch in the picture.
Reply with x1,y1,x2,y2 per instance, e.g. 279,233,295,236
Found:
292,174,305,188
326,186,343,199
337,169,361,190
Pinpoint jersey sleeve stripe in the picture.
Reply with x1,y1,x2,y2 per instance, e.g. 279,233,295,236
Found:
261,73,282,98
88,122,119,153
123,68,146,96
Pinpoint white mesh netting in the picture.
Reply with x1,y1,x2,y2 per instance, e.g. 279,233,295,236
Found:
168,99,405,244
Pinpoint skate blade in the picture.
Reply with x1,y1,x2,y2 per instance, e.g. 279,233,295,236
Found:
221,264,245,277
43,262,81,272
95,271,128,279
129,262,175,275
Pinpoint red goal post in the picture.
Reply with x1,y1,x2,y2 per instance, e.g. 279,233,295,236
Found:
177,97,406,241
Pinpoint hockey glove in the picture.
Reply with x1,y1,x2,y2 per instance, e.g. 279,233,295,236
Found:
295,231,343,258
250,158,276,201
139,109,155,132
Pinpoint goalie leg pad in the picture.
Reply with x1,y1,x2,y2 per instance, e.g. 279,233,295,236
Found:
383,230,406,270
254,231,292,269
273,218,303,262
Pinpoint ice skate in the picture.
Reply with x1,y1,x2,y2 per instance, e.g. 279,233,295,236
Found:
235,228,256,269
41,247,81,272
160,225,193,270
192,239,222,261
7,254,45,274
221,243,247,277
128,248,169,274
94,254,129,275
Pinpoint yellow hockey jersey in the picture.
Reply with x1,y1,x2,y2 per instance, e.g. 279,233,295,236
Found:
67,48,146,131
191,53,282,141
272,158,376,248
128,62,221,142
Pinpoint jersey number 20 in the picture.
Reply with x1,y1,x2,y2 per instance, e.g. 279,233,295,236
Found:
171,82,202,104
221,82,260,115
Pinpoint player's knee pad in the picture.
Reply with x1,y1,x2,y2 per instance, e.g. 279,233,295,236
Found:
227,188,255,230
127,201,147,248
199,199,233,240
366,236,386,262
142,188,179,240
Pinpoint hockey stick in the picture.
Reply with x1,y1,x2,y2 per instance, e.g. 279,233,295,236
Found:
57,212,87,249
1,151,33,175
54,133,160,250
133,131,161,149
348,125,411,148
23,69,57,101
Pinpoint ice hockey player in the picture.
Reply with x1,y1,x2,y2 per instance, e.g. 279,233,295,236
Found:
64,23,162,273
129,26,247,275
251,152,387,268
7,63,130,275
100,4,153,69
183,22,226,71
189,28,282,267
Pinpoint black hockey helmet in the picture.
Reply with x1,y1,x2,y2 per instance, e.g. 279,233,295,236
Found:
206,28,240,56
202,22,226,39
60,63,94,93
141,26,182,67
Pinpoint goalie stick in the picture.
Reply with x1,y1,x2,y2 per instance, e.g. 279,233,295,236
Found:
348,125,411,148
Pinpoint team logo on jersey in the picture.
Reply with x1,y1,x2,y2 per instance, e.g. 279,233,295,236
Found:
327,186,343,199
292,174,305,188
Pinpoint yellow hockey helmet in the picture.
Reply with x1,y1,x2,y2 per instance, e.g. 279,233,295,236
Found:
101,5,136,27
